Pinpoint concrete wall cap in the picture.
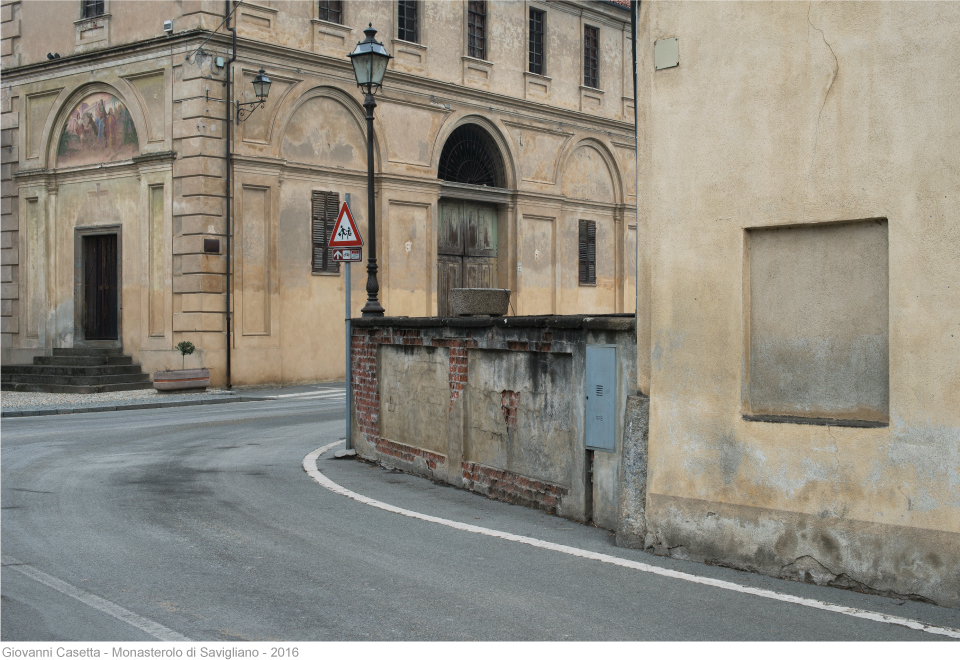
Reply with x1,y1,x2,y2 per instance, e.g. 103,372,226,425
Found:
351,313,636,331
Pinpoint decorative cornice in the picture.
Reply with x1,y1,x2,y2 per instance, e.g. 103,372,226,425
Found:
132,150,177,164
0,29,210,80
3,28,636,143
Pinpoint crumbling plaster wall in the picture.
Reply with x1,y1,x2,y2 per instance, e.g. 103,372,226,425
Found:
351,316,636,529
635,1,960,606
3,1,636,387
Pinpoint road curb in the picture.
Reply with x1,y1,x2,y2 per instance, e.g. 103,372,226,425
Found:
1,395,275,418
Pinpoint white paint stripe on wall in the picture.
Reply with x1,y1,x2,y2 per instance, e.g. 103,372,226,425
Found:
303,442,960,640
1,554,191,641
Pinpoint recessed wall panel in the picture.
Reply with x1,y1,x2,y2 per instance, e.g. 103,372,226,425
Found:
746,220,889,424
241,187,269,335
148,185,164,336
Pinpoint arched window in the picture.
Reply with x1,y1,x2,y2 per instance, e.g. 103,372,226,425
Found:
437,124,505,188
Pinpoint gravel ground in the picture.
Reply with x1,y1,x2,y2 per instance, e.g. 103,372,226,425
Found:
1,388,236,412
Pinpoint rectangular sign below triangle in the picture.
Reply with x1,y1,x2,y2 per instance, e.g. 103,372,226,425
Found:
331,248,362,262
328,201,364,248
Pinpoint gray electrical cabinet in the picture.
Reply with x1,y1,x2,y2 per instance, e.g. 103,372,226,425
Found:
585,345,617,452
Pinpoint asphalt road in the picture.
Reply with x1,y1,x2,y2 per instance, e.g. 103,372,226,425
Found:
2,387,959,641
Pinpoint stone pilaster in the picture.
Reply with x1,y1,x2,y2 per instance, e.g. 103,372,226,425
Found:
0,0,21,69
0,82,19,362
171,52,228,381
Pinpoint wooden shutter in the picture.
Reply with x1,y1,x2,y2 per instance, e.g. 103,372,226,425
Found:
312,191,340,274
325,193,340,273
579,219,596,285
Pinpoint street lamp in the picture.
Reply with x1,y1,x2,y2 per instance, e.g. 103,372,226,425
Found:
235,68,271,124
348,24,392,317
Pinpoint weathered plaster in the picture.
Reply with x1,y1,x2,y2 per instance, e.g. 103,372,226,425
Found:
636,1,960,606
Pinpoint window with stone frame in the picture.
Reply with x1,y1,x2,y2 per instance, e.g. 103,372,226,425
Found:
579,220,596,285
82,0,105,18
398,1,419,43
468,1,487,60
583,25,599,89
529,8,545,75
312,191,341,274
318,0,343,24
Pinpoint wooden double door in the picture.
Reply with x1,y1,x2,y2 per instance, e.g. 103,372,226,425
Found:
437,200,498,316
82,233,119,340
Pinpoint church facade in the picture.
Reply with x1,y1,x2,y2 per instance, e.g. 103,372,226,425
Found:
0,0,636,386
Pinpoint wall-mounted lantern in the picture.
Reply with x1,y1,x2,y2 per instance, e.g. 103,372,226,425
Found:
235,68,271,124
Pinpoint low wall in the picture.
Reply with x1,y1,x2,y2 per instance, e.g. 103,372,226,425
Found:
350,315,636,528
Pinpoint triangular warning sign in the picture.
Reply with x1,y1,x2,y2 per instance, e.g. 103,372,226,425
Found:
328,201,363,248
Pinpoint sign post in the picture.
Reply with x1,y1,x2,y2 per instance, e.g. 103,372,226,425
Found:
331,198,364,454
344,196,352,451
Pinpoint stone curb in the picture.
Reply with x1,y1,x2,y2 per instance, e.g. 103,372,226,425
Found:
1,396,275,418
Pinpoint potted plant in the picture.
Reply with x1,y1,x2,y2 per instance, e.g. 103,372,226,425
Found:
153,341,211,392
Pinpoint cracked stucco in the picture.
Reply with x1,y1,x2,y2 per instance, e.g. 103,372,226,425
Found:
636,1,960,607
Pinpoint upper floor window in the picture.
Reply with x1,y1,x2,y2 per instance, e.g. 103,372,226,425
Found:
398,1,419,43
468,1,486,60
583,25,599,88
529,8,544,75
318,0,343,24
82,0,105,19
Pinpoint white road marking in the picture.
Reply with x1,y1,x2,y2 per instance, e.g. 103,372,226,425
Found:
1,554,191,641
303,442,960,640
273,390,344,399
292,394,346,401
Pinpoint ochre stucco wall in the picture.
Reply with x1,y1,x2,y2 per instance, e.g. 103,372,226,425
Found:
636,1,960,606
2,2,637,386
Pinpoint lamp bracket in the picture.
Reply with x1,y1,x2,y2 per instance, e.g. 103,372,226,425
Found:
235,99,266,124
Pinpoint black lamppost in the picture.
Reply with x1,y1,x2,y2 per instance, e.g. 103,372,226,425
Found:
348,25,391,317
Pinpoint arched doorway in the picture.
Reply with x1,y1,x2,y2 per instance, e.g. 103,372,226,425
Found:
436,124,506,316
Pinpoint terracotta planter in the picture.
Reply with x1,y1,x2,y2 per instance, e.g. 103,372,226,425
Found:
153,368,210,392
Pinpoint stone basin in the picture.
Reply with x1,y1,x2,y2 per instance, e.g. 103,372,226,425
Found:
153,368,210,392
451,288,511,317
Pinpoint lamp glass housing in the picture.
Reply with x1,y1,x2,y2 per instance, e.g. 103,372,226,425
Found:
252,68,271,101
348,25,392,93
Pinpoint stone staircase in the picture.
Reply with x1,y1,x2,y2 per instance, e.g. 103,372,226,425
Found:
1,347,153,393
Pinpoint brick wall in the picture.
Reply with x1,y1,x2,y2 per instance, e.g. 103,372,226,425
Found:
351,324,570,512
461,461,569,515
352,327,481,444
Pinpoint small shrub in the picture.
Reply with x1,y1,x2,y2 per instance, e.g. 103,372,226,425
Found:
175,341,196,369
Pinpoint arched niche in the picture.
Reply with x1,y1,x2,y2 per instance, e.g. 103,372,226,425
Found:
50,84,143,169
438,124,507,188
433,115,517,190
560,140,622,204
279,88,377,171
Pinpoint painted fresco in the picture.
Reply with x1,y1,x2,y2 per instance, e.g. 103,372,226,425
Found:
57,93,139,167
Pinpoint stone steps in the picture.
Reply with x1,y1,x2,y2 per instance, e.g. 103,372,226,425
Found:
2,364,145,376
35,356,134,366
1,347,153,393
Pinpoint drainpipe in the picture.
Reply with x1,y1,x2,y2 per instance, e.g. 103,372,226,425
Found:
225,0,236,389
632,1,639,131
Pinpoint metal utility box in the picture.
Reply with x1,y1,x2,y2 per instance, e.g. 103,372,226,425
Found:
585,345,617,452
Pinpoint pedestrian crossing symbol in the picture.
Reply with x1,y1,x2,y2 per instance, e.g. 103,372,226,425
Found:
328,201,363,248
